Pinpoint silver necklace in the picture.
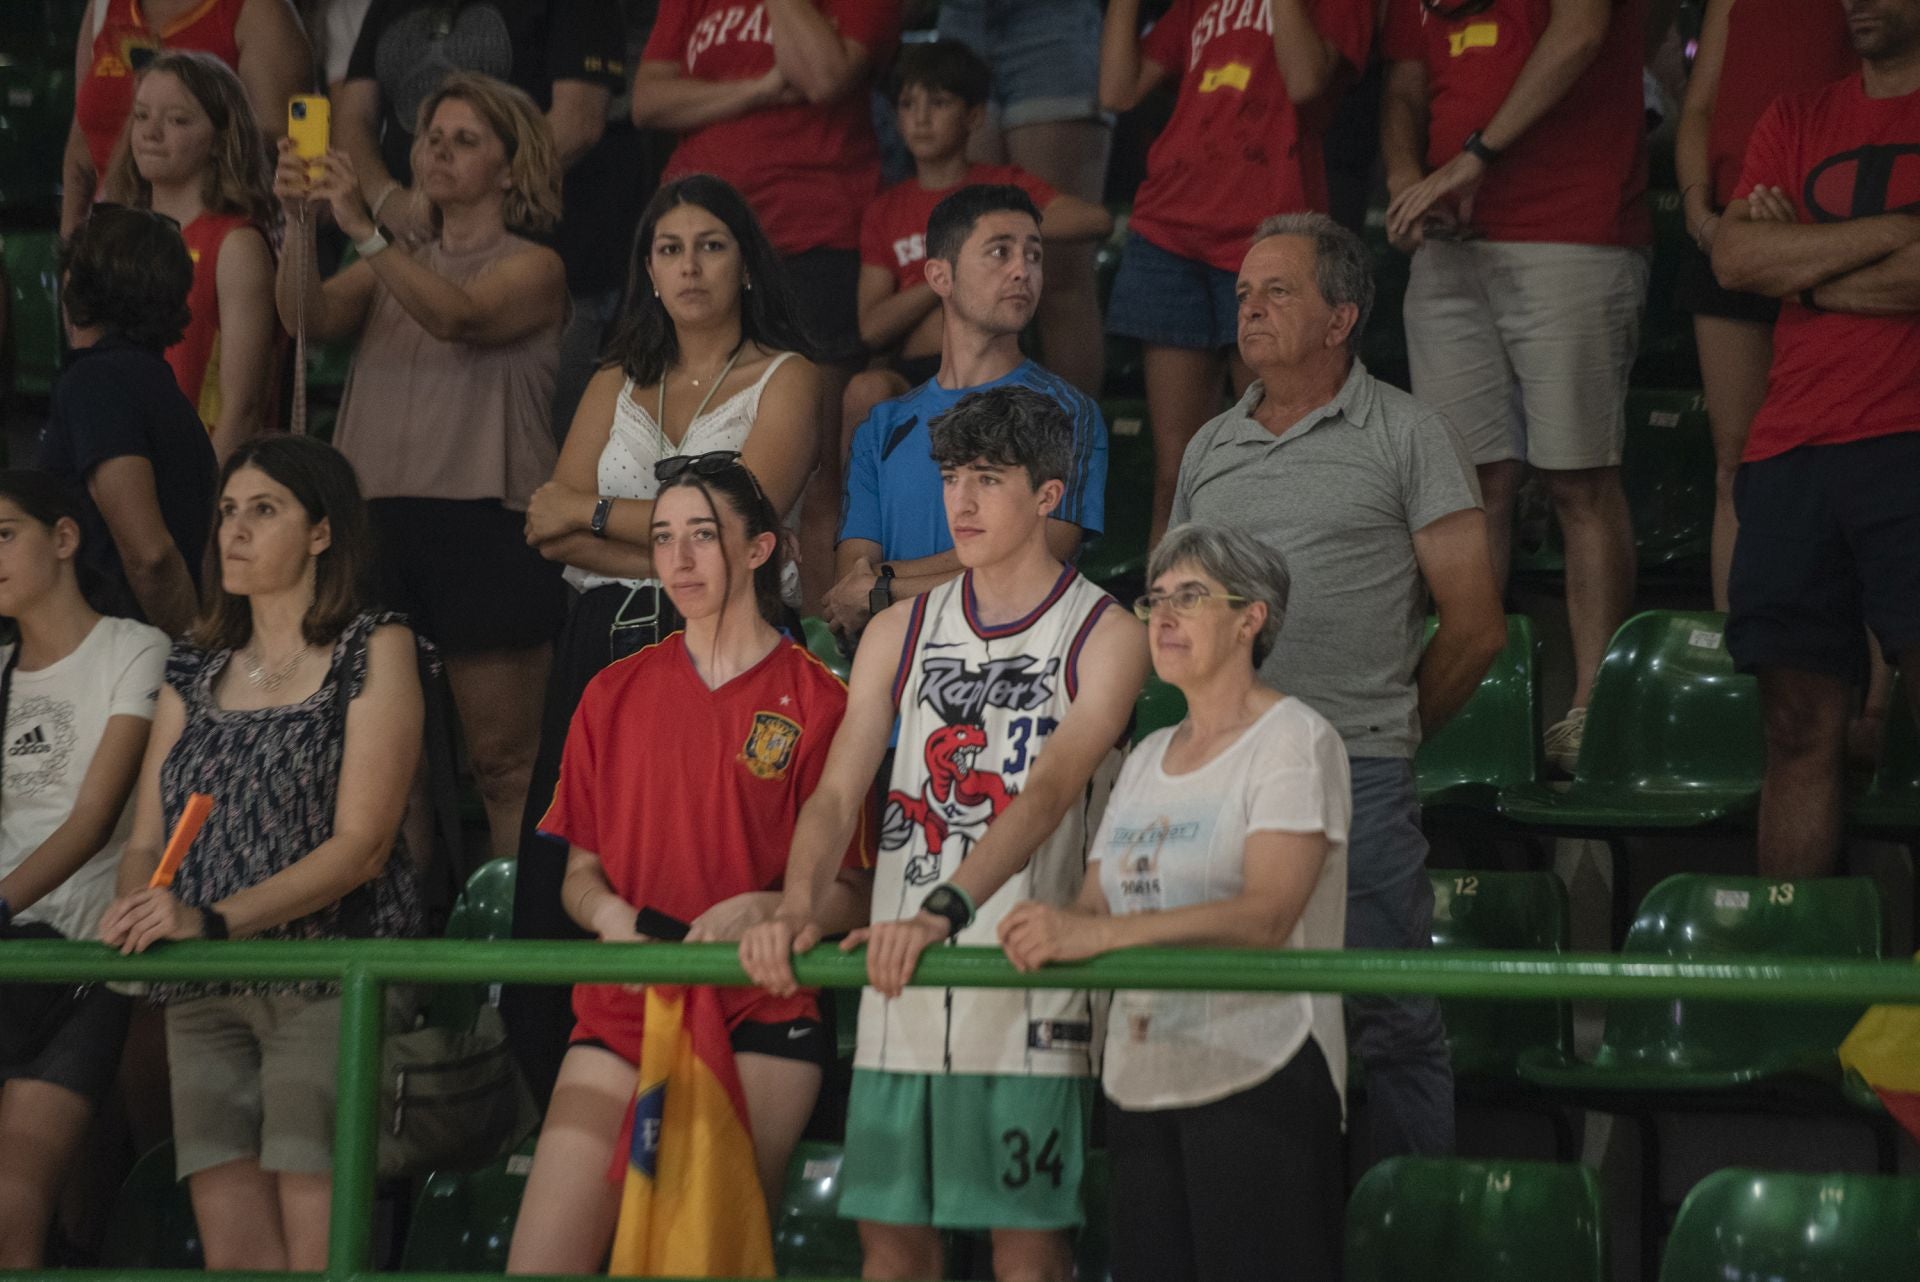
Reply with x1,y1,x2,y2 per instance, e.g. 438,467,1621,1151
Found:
239,642,311,692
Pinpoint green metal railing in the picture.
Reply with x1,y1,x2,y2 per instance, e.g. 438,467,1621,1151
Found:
3,937,1917,1281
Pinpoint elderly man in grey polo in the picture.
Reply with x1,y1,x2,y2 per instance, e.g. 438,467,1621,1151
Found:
1171,212,1508,1165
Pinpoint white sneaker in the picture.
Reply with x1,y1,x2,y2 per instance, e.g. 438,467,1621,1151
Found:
1544,706,1588,776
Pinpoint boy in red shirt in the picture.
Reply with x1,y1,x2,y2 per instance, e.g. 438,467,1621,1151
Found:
1381,0,1650,773
843,41,1112,448
1711,0,1920,880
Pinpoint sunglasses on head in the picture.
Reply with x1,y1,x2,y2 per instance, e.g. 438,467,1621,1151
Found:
653,450,769,507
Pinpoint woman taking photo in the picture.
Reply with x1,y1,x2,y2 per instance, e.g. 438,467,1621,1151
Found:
100,435,424,1273
506,454,867,1275
1000,523,1351,1282
273,71,568,862
0,474,167,1270
109,50,281,461
506,173,821,1100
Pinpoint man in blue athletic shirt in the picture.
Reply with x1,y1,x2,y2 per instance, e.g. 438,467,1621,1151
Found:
824,184,1108,640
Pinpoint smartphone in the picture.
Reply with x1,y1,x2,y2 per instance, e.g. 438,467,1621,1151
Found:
287,95,330,177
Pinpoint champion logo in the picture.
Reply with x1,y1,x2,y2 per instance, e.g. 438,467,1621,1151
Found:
8,726,50,757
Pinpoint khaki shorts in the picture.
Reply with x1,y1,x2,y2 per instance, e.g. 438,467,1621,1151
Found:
164,991,404,1179
1404,239,1650,471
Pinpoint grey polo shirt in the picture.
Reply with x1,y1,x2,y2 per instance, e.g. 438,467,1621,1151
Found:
1171,360,1481,760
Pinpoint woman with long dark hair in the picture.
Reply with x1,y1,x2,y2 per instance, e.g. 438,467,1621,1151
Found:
0,472,167,1269
506,174,821,1101
100,436,425,1273
507,454,867,1274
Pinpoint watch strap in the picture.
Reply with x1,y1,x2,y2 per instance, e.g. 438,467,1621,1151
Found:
920,883,975,938
590,496,614,538
1462,130,1501,164
354,228,391,259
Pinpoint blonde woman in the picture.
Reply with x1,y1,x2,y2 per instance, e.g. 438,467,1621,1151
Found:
109,50,281,461
273,71,567,860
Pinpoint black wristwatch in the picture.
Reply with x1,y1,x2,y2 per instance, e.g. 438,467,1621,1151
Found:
589,496,614,539
1462,129,1502,165
920,883,976,939
199,906,230,940
868,563,897,616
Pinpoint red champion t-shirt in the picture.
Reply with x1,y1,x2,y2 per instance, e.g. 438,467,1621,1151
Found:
540,634,873,1060
1708,0,1856,208
644,0,900,256
1128,0,1373,272
858,163,1060,291
1735,76,1920,462
1382,0,1650,246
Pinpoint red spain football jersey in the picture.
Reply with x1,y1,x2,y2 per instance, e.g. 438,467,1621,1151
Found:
541,633,872,1056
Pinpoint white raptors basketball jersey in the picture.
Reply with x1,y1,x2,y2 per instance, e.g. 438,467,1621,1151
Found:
857,565,1119,1077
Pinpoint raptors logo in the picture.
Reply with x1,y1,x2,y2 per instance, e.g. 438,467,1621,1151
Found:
881,724,1016,885
918,654,1058,724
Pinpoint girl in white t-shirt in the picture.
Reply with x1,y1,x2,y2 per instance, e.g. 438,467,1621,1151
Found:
0,471,167,1270
1000,522,1352,1282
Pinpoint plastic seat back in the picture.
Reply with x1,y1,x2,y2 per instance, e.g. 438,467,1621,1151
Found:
1852,682,1920,831
1594,875,1883,1081
400,1138,536,1271
1659,1167,1920,1282
1130,676,1186,745
1346,1156,1608,1282
462,858,517,941
1416,615,1540,806
1622,390,1714,568
1570,611,1762,797
801,615,850,681
775,1141,863,1279
99,1141,203,1269
3,229,63,399
1429,870,1573,1078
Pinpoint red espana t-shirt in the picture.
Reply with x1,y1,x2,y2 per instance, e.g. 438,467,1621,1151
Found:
540,634,874,1058
644,0,901,255
1127,0,1373,272
1735,75,1920,462
858,163,1060,291
1381,0,1650,246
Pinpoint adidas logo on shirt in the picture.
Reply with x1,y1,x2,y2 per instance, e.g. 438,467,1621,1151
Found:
8,725,50,757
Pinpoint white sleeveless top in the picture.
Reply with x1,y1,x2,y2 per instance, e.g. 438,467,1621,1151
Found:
858,566,1120,1077
567,351,802,601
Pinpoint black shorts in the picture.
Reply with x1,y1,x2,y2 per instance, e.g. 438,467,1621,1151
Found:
1674,234,1780,325
1728,432,1920,684
575,1015,830,1070
781,247,864,367
0,984,131,1104
370,498,566,655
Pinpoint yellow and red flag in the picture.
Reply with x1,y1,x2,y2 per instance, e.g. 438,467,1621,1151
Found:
607,984,774,1278
1838,952,1920,1144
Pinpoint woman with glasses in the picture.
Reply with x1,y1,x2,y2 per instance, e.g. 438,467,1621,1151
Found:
505,174,820,1103
507,453,867,1275
1000,522,1352,1282
274,71,567,865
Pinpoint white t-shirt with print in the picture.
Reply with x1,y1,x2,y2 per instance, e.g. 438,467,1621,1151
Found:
1,616,167,941
1094,696,1351,1111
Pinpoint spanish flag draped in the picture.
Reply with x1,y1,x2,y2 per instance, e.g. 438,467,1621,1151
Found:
608,984,775,1278
1839,953,1920,1145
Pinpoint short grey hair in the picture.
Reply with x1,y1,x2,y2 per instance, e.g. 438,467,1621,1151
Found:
1147,523,1293,667
1251,211,1375,352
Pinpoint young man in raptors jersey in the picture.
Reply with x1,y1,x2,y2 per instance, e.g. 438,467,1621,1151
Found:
741,385,1147,1280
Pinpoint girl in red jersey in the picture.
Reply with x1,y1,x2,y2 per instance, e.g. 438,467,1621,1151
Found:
507,454,870,1275
107,51,280,461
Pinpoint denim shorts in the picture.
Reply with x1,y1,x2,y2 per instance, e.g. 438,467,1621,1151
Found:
1105,231,1241,351
936,0,1104,128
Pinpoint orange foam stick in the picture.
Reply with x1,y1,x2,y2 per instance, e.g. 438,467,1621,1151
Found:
149,794,214,889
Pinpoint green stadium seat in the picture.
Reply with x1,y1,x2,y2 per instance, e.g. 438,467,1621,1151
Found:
0,64,66,216
1850,688,1920,837
1621,389,1714,571
3,228,62,400
1345,1156,1608,1282
1428,870,1573,1085
1634,189,1702,389
1519,874,1882,1095
774,1141,863,1279
1131,675,1185,745
98,1141,203,1270
462,858,517,941
1415,615,1541,811
399,1136,536,1271
1498,612,1762,831
1079,399,1152,593
1659,1168,1920,1282
801,615,850,681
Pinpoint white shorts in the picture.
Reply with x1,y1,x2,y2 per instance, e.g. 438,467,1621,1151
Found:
1404,240,1650,471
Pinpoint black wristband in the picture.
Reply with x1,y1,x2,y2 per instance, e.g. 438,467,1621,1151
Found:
590,496,614,539
920,883,975,939
199,906,230,940
868,563,897,617
1462,129,1501,164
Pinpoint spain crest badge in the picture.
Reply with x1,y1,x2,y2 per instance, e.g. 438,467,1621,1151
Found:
739,711,802,780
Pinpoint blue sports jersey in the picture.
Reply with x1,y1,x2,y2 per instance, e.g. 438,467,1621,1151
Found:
838,360,1108,559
